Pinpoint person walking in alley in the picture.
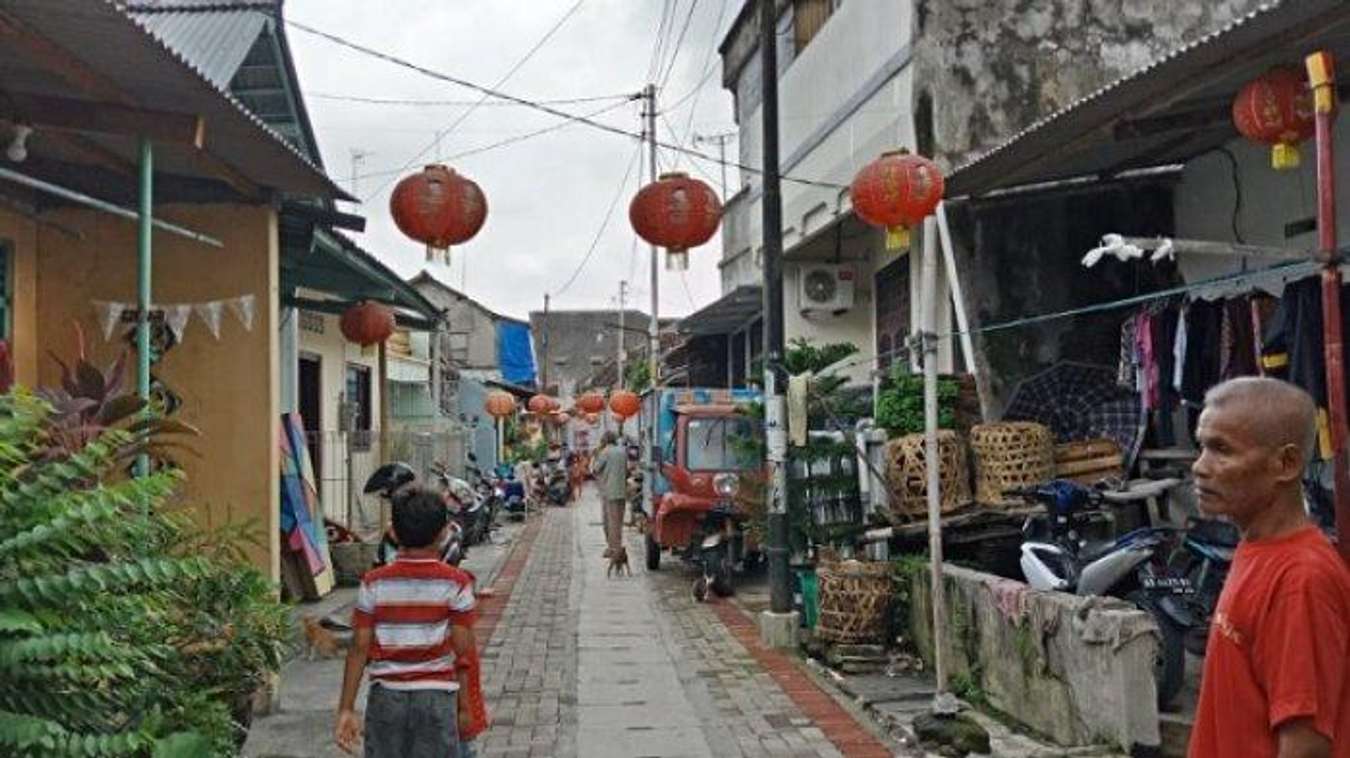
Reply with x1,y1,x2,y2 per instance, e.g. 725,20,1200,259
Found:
1188,377,1350,758
592,431,628,558
335,487,477,757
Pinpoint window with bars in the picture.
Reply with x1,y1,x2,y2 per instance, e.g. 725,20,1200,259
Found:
345,363,372,450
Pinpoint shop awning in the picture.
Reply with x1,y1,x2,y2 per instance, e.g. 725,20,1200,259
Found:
0,0,350,204
946,0,1350,199
279,221,442,330
679,285,763,336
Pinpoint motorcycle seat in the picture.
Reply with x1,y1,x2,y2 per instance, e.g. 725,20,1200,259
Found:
1078,539,1119,563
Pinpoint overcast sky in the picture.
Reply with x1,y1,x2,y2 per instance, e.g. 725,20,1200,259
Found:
285,0,739,322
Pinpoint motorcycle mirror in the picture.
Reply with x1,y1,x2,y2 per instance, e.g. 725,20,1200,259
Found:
467,453,478,462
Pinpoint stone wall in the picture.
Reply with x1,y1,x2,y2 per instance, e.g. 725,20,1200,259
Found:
911,0,1269,171
906,564,1161,753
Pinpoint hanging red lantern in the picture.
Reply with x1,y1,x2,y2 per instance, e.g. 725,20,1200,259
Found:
850,149,944,250
576,392,606,415
390,164,487,264
1232,65,1318,170
528,394,553,415
609,389,640,420
630,172,722,271
484,390,516,419
339,301,395,346
552,412,571,426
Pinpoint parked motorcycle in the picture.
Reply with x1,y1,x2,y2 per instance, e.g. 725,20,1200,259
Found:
364,462,465,567
543,459,571,506
1171,516,1237,655
1011,480,1196,710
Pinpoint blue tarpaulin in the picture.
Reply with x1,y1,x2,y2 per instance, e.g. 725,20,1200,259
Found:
497,320,537,386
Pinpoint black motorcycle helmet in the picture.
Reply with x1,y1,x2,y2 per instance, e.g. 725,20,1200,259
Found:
364,462,417,498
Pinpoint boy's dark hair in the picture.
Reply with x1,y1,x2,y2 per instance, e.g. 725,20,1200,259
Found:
390,487,447,548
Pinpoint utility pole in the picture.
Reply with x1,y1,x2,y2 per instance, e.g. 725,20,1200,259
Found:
617,280,628,383
642,83,660,532
694,131,737,199
541,293,551,393
349,148,373,198
759,0,795,641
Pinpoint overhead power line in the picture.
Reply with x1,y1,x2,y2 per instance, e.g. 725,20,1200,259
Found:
647,0,676,82
352,98,638,182
552,140,644,299
668,0,730,167
658,0,700,91
359,0,588,202
280,16,847,192
310,91,637,107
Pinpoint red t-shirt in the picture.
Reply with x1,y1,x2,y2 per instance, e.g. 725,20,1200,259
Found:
1189,526,1350,757
352,558,476,690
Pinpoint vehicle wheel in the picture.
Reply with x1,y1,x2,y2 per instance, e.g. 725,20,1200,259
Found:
1129,591,1186,710
710,547,734,597
691,576,709,603
645,533,661,571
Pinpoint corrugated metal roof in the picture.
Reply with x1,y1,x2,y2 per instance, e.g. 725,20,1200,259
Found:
946,0,1350,198
128,4,268,89
1,0,349,200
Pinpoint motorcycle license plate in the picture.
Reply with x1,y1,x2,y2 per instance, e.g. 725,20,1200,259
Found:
1141,576,1194,594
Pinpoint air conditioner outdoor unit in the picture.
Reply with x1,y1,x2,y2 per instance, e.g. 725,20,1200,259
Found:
797,264,856,312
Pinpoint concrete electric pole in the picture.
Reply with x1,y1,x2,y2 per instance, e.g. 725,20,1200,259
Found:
693,131,737,200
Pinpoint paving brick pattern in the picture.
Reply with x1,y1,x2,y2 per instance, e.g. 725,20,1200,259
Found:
474,490,904,758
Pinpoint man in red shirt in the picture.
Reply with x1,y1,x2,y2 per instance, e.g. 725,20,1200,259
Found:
1189,377,1350,758
335,488,477,757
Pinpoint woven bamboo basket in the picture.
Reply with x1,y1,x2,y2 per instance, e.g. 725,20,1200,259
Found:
969,422,1054,507
885,430,970,519
815,559,892,644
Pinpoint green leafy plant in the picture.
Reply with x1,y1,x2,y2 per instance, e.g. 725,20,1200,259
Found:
0,392,286,756
874,369,959,438
783,338,858,376
624,361,652,392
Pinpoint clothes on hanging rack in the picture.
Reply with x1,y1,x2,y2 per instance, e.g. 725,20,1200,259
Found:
1261,277,1350,460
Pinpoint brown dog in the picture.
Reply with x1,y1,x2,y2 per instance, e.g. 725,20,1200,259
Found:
606,546,631,578
300,615,341,660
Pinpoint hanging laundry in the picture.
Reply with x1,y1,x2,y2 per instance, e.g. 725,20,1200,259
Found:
1118,314,1139,391
1173,303,1188,394
1181,299,1224,405
1261,277,1350,459
1220,296,1258,380
1138,310,1159,411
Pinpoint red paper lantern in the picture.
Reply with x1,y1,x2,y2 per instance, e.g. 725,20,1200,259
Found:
390,164,487,263
552,412,571,426
1232,65,1317,170
576,392,606,414
629,172,722,271
528,395,556,415
609,390,640,420
849,149,944,250
484,390,516,419
339,301,395,346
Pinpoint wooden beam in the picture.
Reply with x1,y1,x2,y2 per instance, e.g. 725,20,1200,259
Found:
0,10,135,106
2,93,205,147
281,201,366,232
191,151,263,200
43,131,135,176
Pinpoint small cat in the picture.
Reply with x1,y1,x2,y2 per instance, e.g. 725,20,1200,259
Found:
300,615,341,660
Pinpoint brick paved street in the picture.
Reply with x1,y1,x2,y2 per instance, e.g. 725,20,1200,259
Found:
476,486,903,758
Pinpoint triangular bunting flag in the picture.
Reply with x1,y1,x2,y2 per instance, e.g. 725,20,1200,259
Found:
228,295,256,332
93,300,128,342
195,301,224,340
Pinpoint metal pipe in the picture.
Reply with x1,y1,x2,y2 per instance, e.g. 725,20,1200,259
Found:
0,164,221,248
644,83,660,536
1306,51,1350,562
135,138,153,481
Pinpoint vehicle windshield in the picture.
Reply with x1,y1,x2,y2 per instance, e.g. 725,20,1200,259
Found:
685,416,758,471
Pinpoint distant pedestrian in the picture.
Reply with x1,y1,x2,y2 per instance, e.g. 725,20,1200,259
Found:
336,487,477,757
591,431,628,558
1188,378,1350,758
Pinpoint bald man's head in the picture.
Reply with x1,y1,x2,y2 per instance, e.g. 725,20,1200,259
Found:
1203,377,1317,462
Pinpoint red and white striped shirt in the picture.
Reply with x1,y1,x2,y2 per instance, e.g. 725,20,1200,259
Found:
352,557,476,691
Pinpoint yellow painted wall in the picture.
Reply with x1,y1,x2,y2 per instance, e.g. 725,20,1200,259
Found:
0,208,39,386
33,204,280,580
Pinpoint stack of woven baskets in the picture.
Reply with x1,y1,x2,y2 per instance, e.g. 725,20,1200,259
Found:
883,421,1058,519
814,558,893,645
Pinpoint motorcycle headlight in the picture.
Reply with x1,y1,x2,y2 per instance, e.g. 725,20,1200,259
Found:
714,473,740,498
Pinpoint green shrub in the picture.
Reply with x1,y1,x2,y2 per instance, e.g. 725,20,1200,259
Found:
0,392,287,756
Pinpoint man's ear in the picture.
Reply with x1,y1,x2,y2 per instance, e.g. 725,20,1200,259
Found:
1274,443,1305,484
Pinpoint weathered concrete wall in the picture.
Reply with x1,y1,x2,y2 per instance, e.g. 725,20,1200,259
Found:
908,564,1161,753
912,0,1269,170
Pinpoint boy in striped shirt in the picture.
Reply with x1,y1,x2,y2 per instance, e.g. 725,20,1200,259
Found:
336,488,477,757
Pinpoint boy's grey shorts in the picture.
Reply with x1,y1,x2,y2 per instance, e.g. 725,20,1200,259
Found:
364,685,459,758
